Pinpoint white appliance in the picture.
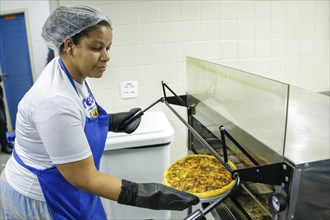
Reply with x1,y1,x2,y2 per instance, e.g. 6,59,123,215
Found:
100,111,174,220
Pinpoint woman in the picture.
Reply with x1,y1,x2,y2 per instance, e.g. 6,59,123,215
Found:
0,5,199,220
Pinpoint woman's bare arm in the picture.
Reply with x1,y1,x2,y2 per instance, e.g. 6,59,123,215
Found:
55,155,122,201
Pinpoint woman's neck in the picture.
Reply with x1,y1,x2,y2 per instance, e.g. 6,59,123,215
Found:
60,55,85,84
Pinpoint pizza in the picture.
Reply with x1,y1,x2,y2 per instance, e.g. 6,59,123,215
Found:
163,154,236,199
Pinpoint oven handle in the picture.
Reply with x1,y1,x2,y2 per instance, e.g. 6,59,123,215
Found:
162,99,234,173
119,98,163,131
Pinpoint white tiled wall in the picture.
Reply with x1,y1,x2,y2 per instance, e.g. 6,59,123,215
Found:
1,0,329,162
76,0,329,162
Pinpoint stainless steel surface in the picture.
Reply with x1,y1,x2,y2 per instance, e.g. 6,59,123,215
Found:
191,85,330,165
199,194,226,204
186,57,330,166
285,86,330,164
287,159,330,220
185,57,330,220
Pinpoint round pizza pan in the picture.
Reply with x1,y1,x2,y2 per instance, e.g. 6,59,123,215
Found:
199,193,227,203
163,154,237,202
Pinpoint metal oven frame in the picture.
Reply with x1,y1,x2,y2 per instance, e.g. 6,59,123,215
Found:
139,81,308,220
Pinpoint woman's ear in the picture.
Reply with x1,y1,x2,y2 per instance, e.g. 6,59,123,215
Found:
63,37,74,55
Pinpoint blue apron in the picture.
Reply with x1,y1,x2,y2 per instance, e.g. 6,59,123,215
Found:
12,59,109,219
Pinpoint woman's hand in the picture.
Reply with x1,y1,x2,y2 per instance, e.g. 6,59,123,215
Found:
118,179,200,211
108,108,142,133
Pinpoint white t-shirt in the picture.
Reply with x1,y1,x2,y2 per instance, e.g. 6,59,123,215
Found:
4,57,100,201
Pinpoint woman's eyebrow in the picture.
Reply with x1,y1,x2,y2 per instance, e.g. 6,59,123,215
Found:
91,40,104,45
91,40,112,47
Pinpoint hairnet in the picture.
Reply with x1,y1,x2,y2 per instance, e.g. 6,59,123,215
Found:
42,5,112,51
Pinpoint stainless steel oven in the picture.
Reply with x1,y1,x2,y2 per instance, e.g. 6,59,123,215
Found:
143,57,329,220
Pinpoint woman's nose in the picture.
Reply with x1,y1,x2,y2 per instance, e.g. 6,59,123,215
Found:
101,50,110,62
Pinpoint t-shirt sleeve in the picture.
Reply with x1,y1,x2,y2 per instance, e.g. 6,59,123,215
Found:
32,96,92,164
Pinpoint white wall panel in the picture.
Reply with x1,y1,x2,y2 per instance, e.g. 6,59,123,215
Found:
1,0,328,162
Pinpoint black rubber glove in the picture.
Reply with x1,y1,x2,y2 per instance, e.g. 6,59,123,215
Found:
117,179,200,211
108,108,142,134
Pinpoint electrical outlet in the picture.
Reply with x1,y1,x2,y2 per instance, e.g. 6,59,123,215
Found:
120,81,138,99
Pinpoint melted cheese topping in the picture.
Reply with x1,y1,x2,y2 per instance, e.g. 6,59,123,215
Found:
163,155,236,199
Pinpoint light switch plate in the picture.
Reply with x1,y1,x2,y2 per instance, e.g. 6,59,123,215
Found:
120,81,138,99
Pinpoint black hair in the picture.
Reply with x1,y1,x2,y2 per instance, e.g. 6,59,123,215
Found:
59,20,111,54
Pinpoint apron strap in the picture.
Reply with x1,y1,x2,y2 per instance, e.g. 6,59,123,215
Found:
13,148,41,176
58,59,95,100
58,59,79,95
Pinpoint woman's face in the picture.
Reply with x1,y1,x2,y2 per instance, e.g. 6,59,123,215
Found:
67,25,113,84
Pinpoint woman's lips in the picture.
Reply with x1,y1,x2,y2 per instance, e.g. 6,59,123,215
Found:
97,66,106,72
